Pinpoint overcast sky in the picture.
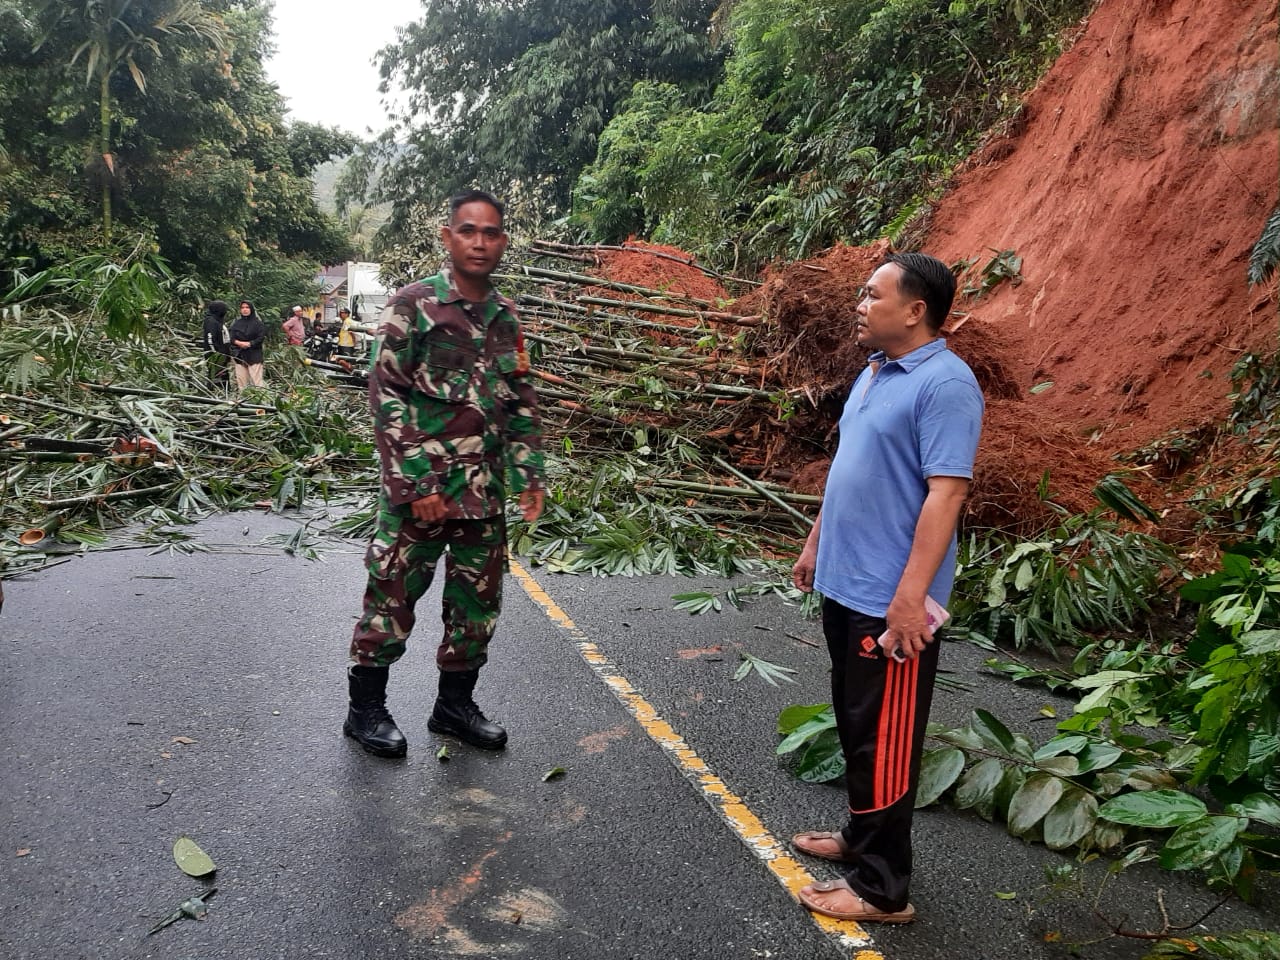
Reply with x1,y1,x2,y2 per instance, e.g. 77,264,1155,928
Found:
265,0,423,135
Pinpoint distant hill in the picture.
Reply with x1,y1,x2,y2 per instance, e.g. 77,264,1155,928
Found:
312,158,391,254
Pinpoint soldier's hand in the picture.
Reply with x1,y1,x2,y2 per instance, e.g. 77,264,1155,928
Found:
410,493,447,524
519,489,544,522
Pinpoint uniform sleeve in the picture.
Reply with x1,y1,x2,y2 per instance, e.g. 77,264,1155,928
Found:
498,316,543,495
367,296,438,505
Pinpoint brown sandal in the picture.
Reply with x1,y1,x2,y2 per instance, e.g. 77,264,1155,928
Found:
798,878,916,924
791,830,854,863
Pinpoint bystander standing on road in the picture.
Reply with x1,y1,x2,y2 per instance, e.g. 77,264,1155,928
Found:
200,299,231,385
343,189,544,759
283,305,307,346
789,252,984,924
228,299,266,390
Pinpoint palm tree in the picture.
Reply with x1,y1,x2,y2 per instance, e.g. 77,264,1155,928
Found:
34,0,228,240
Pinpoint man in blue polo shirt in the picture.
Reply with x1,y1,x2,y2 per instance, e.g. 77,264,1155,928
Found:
789,252,984,924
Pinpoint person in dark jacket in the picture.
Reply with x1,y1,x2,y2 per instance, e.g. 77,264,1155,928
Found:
201,300,231,384
228,299,266,390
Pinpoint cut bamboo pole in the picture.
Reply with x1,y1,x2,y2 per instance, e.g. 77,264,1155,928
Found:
575,296,760,326
1,392,127,425
652,477,822,507
501,265,718,308
527,239,761,287
711,455,815,530
81,382,277,413
35,483,176,509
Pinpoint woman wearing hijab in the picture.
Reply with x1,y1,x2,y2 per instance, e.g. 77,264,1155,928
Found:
228,299,266,390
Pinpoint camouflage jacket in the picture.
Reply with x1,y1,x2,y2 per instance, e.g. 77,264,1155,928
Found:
368,265,543,519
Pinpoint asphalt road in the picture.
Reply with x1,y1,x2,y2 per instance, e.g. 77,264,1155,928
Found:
1,512,1274,960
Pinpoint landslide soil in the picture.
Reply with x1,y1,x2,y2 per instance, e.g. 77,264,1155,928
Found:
593,0,1279,535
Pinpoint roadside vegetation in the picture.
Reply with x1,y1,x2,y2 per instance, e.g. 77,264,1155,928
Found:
3,1,1279,956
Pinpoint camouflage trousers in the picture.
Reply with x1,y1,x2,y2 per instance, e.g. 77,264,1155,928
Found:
349,498,507,671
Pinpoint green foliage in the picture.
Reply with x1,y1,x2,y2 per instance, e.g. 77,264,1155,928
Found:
952,509,1177,654
960,248,1023,298
1227,351,1280,438
508,450,773,579
353,0,723,236
1176,549,1280,791
1,0,354,298
4,239,184,339
574,0,1093,269
916,711,1280,896
733,651,797,687
775,704,844,783
1247,203,1280,286
1144,931,1280,960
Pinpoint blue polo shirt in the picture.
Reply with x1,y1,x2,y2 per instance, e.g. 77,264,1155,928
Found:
813,338,984,617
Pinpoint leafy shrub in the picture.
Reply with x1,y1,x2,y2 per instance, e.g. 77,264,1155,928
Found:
952,509,1178,654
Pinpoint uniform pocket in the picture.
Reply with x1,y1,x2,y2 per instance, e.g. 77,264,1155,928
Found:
415,331,479,402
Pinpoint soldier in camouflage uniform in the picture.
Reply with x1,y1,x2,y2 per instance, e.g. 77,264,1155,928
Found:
344,189,544,758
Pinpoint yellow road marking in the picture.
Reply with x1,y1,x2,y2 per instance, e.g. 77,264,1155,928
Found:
511,560,885,959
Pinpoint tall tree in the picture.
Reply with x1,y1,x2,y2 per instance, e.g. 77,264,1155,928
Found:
33,0,229,239
2,0,355,308
348,0,722,238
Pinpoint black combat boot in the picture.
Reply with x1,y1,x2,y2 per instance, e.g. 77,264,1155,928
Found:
344,665,408,758
428,668,507,750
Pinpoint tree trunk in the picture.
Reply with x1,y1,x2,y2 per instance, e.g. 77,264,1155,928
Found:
99,68,112,240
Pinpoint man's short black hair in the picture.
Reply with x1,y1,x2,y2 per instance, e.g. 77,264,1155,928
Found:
883,252,956,333
447,189,505,228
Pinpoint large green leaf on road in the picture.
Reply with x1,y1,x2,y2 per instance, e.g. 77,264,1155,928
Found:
915,747,965,808
1098,790,1207,827
1240,793,1280,828
1008,773,1065,837
1158,815,1247,871
777,703,833,735
797,729,845,783
954,757,1005,817
1043,787,1098,850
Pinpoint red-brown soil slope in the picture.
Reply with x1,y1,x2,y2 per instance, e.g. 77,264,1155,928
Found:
926,0,1279,458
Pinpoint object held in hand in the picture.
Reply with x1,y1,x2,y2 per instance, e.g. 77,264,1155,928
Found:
877,596,950,663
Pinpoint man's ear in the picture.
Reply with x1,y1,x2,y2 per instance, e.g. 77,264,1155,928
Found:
440,224,451,245
907,298,928,328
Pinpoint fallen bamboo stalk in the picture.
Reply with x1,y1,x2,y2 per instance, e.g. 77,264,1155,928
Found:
18,510,67,546
652,477,823,507
172,431,259,454
81,382,277,413
518,295,713,338
501,265,717,308
527,239,761,287
711,454,814,530
35,483,176,509
1,392,127,425
576,296,760,326
0,450,101,462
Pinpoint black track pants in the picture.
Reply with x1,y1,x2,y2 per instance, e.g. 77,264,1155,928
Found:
822,598,942,913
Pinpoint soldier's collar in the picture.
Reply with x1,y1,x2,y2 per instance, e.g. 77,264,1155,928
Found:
437,263,498,305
